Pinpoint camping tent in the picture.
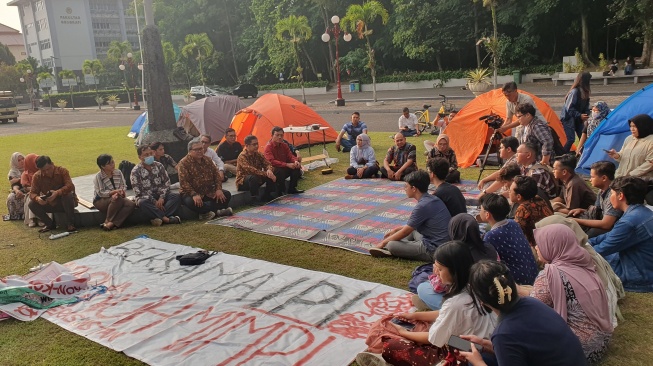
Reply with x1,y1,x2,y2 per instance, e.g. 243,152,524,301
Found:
228,93,339,150
577,83,653,175
443,89,567,168
128,103,181,138
177,95,246,143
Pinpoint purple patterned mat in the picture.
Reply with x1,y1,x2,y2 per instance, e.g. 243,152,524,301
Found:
209,178,481,255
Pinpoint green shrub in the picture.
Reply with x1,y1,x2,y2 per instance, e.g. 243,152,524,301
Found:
258,80,328,91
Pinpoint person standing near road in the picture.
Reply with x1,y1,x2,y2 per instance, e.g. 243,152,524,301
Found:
335,112,368,153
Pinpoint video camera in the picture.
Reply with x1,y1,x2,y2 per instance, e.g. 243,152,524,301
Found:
479,113,504,130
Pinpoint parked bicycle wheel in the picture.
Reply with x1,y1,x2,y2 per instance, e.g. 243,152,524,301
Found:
415,111,430,133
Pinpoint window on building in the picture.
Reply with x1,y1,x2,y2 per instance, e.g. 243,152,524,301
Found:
34,1,44,11
36,18,48,32
92,22,111,30
39,39,51,51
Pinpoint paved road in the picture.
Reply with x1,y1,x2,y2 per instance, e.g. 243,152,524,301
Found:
2,82,645,136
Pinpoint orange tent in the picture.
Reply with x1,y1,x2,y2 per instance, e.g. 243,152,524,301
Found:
443,89,567,168
228,93,339,151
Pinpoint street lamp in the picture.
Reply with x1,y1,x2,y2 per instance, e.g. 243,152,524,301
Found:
19,69,37,111
119,52,140,110
322,15,352,107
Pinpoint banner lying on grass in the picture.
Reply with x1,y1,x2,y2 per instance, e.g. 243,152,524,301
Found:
210,178,482,254
42,238,412,366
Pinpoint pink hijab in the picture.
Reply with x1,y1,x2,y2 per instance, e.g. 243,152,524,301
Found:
534,224,613,332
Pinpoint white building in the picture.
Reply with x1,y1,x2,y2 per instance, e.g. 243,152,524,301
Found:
8,0,140,84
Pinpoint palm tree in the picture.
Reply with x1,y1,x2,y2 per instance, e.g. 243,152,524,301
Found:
341,1,389,103
37,72,54,109
276,15,312,104
107,41,132,62
82,59,104,92
475,0,499,87
58,69,77,110
181,33,214,93
162,41,177,78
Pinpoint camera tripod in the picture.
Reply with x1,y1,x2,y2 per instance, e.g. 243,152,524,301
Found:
476,128,504,183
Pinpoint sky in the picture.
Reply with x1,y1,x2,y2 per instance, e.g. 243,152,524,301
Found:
1,4,22,31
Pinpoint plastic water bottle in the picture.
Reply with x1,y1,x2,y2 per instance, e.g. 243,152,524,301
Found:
49,232,70,240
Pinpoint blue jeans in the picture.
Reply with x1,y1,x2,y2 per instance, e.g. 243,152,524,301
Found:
400,129,418,137
562,118,583,153
341,138,355,152
416,281,444,310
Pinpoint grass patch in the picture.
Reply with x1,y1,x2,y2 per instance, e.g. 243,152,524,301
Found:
1,129,651,365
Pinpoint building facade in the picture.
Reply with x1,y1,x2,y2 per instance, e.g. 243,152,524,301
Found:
0,23,27,63
8,0,140,85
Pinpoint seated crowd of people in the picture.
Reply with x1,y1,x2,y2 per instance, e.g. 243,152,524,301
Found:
5,84,653,365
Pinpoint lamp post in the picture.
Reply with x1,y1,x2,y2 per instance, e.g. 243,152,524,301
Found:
119,52,140,110
19,69,37,111
322,15,351,107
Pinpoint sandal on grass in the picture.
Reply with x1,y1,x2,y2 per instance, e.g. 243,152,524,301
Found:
38,226,53,233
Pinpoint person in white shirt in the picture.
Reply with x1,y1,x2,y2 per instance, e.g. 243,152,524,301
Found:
398,107,420,137
498,82,546,140
199,134,227,182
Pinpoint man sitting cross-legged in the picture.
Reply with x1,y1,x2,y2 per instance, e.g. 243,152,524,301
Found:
369,170,451,261
28,155,77,233
478,193,539,285
381,133,417,181
398,107,420,137
569,161,623,238
477,136,519,195
551,154,596,214
179,138,233,221
236,135,277,204
216,128,242,178
509,175,553,247
264,126,304,195
589,176,653,292
516,142,557,200
427,157,466,217
131,145,181,226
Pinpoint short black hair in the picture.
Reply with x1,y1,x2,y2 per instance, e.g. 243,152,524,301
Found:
590,161,616,181
404,170,430,193
96,154,112,168
479,193,511,221
498,163,521,182
136,145,150,157
149,142,164,150
352,111,360,117
512,175,538,200
557,154,577,173
35,155,52,169
271,126,284,135
516,103,536,117
225,128,236,135
502,82,517,92
244,135,258,146
500,136,519,153
469,260,519,313
427,157,449,181
610,176,647,205
629,114,653,139
402,107,409,113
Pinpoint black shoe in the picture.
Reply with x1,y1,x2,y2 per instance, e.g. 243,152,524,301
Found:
261,194,275,202
288,189,305,194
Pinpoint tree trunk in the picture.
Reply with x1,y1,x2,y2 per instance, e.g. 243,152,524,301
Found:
435,53,443,71
580,7,592,64
322,6,335,82
642,32,652,67
491,4,498,88
365,36,377,102
223,0,239,82
301,45,319,79
474,4,481,68
294,44,306,104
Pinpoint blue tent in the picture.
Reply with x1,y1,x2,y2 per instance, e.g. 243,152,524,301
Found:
577,84,653,175
127,103,182,138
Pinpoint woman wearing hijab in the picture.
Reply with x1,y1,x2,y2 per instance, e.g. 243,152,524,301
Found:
427,134,460,183
576,101,610,157
606,114,653,178
560,71,591,153
531,224,613,363
20,153,41,227
414,213,497,310
5,152,25,221
346,134,378,179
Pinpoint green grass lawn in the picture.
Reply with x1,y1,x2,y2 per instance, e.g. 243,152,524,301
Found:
0,128,651,365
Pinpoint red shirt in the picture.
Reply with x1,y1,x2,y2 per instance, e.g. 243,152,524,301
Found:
264,140,297,168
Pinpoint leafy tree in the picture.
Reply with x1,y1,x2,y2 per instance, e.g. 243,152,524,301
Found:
0,42,16,66
610,0,653,66
161,41,177,78
82,59,104,91
0,63,22,94
474,0,500,87
181,33,214,90
107,41,132,62
341,0,389,102
276,15,312,104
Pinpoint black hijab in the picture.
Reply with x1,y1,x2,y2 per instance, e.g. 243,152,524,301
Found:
448,213,498,262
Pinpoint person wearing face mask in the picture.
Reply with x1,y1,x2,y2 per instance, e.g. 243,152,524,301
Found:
130,145,181,226
576,101,610,157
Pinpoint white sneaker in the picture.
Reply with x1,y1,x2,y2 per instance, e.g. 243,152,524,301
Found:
199,211,216,221
216,207,233,216
356,352,388,366
150,218,163,227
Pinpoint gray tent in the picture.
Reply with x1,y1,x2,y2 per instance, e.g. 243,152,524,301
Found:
177,95,246,143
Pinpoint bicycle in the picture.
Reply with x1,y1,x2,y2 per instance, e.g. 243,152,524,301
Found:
415,94,456,133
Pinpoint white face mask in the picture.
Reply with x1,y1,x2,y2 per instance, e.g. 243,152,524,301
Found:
591,111,600,119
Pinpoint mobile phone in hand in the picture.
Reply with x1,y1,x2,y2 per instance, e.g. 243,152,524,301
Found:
602,149,610,153
390,317,416,331
447,335,483,353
